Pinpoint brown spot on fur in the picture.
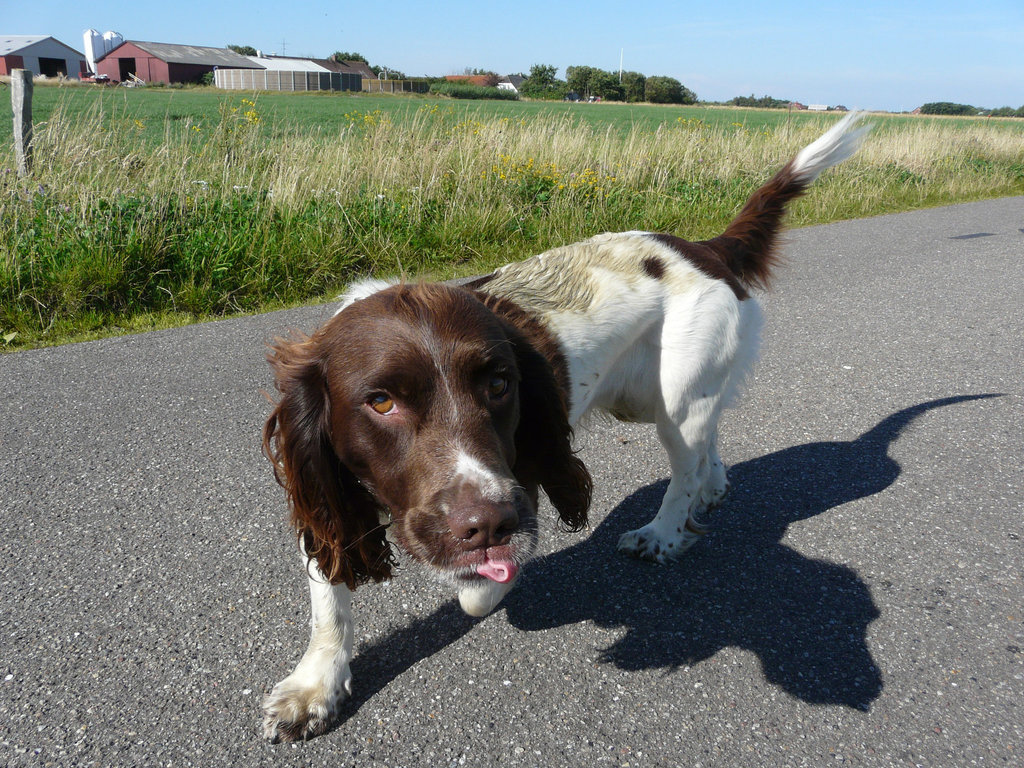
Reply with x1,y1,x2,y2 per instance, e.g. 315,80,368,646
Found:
652,159,812,300
641,256,666,280
650,234,748,300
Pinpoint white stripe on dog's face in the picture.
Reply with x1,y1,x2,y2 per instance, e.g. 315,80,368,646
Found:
453,450,507,502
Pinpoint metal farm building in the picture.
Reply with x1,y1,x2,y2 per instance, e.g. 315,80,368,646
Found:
215,69,359,92
0,35,85,78
215,55,360,92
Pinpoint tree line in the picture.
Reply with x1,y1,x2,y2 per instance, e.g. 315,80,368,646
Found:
919,101,1024,118
226,46,1022,115
516,64,696,104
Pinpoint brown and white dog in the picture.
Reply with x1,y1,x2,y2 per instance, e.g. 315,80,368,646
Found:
261,113,871,741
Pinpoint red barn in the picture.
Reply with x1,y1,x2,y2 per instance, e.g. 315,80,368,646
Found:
94,41,259,84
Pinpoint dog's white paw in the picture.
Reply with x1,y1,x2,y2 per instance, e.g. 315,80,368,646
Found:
617,518,708,563
262,669,351,743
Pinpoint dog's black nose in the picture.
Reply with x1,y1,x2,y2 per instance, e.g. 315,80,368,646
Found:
447,497,519,550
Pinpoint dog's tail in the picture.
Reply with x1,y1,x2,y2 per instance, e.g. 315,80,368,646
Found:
705,111,872,292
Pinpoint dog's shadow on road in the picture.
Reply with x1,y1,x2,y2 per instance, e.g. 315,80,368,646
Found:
346,394,998,717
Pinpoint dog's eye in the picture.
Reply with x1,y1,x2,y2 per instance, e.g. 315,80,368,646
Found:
487,375,509,398
368,394,395,414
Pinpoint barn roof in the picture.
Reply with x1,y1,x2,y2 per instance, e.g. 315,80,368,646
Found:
323,59,375,78
245,55,330,72
0,35,84,57
100,41,257,67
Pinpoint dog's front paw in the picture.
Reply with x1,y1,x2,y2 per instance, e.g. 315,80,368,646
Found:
262,669,351,743
617,519,707,564
617,525,673,563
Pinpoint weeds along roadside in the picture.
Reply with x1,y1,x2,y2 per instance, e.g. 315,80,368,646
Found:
1,95,1023,349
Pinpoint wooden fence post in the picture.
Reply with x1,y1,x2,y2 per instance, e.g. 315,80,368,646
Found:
11,69,33,177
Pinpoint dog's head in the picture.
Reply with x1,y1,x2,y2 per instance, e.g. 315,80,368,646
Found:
263,283,590,613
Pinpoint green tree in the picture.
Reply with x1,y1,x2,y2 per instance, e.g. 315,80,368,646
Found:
227,44,257,56
565,65,601,98
519,64,567,100
620,71,646,103
371,64,408,79
591,70,624,101
331,51,368,63
523,64,557,88
645,75,695,104
566,66,624,100
729,94,790,109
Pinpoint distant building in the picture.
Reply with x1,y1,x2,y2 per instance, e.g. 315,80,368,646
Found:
94,40,259,84
497,75,524,94
808,104,829,112
0,35,86,78
328,59,375,79
788,101,808,110
244,55,331,73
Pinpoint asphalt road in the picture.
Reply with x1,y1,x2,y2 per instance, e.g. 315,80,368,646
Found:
1,197,1022,768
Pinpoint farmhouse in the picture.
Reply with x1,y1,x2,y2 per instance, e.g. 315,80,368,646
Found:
497,75,524,94
0,35,86,78
94,40,258,84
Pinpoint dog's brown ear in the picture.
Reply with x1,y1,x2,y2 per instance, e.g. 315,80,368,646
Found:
485,297,592,531
263,333,394,589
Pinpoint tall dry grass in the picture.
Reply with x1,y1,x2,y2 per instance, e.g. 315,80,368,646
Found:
2,100,1022,346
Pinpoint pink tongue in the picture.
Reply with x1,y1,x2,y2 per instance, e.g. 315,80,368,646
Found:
476,560,518,584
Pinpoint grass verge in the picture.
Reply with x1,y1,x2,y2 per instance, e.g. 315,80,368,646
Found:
2,88,1023,349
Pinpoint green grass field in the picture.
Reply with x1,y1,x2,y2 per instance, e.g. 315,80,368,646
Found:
11,84,1022,146
2,84,1023,349
3,85,818,141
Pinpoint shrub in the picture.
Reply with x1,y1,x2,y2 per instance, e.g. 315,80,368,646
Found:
428,82,518,100
729,94,791,109
919,102,978,116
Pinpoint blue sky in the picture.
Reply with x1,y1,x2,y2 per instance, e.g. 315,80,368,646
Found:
7,0,1023,112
